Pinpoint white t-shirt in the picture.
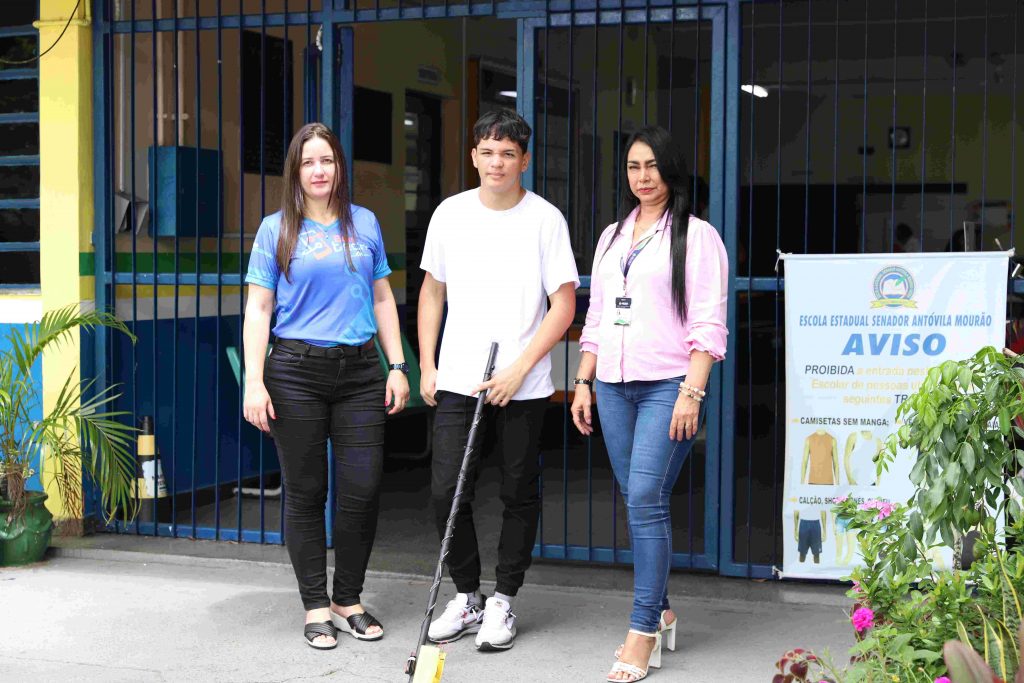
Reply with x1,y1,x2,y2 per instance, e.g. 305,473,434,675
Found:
420,188,580,400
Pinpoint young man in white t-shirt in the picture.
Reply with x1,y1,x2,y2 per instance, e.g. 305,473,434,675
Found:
418,109,580,651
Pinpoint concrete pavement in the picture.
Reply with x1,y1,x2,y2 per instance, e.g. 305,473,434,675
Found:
0,540,853,682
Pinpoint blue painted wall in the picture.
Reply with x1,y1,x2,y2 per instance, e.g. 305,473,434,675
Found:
0,322,43,493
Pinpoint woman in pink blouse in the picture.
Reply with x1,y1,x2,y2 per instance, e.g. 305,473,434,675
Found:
571,126,728,682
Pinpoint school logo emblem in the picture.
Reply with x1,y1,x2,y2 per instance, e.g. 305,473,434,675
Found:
871,265,916,308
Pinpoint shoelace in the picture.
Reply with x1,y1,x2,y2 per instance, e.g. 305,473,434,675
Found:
483,605,513,628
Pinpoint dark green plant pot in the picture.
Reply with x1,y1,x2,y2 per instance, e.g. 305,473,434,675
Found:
0,491,54,566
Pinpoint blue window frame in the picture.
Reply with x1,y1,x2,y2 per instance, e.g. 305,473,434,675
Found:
0,11,41,288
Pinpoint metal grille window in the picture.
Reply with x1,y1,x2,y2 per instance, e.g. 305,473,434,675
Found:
732,0,1024,576
0,2,41,288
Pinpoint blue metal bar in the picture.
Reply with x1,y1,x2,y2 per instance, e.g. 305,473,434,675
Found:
0,26,38,37
949,0,959,246
337,28,354,197
980,0,989,248
170,0,182,538
236,6,246,544
106,273,245,287
642,0,649,125
770,0,784,575
711,0,733,575
109,519,284,545
611,1,624,562
861,0,868,253
279,0,291,550
919,0,929,252
702,1,726,573
0,199,40,209
1011,0,1019,250
0,113,39,124
734,277,784,292
149,0,160,537
688,0,702,568
108,3,523,35
90,0,112,523
191,0,202,540
127,0,140,534
744,0,755,577
0,242,40,252
259,0,267,546
527,13,545,550
0,155,39,166
0,69,38,81
215,0,224,541
802,0,811,255
890,0,899,252
564,0,573,561
516,18,539,192
588,4,598,562
534,543,718,572
831,0,839,251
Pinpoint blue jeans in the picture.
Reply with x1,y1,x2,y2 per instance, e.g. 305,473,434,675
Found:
596,376,707,634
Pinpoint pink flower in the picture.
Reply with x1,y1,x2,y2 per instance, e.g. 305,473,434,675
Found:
851,580,862,593
858,499,896,520
934,678,951,683
851,607,875,633
835,494,849,504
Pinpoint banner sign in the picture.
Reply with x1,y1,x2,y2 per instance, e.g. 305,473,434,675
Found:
781,252,1010,579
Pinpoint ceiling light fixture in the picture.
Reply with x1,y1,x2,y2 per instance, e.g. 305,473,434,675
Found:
741,84,769,98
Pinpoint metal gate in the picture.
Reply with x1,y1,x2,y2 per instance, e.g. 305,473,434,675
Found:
90,0,736,571
91,0,1022,582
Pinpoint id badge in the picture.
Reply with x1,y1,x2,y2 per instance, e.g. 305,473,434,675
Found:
614,296,632,326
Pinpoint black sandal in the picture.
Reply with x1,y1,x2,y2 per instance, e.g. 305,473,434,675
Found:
303,620,338,649
331,610,384,641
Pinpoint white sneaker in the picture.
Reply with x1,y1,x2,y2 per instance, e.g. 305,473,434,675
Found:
428,593,485,643
475,597,517,651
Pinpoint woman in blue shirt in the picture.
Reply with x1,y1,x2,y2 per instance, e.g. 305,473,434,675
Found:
243,122,410,649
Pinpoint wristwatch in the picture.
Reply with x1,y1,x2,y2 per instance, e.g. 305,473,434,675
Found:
389,362,409,374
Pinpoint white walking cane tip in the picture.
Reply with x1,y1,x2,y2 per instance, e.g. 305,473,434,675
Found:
410,645,446,683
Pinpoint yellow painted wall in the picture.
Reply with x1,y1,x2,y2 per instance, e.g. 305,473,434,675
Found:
36,0,93,524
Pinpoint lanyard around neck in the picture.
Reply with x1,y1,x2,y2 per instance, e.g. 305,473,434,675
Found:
619,233,656,280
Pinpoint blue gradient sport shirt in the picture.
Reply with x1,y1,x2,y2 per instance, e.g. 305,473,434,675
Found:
245,207,391,346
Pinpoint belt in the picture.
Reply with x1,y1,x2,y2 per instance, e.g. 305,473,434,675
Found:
274,338,375,359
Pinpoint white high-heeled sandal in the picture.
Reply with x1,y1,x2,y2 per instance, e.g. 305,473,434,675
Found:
606,630,662,682
659,611,677,652
615,610,677,659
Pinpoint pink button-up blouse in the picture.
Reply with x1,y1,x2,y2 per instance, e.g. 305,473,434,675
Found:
579,209,729,383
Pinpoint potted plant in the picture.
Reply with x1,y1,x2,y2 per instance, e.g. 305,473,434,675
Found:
0,304,137,566
880,346,1024,568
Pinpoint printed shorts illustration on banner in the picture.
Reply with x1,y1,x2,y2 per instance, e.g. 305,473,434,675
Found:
780,252,1010,580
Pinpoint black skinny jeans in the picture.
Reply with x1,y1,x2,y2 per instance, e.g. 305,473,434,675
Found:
431,390,548,597
264,341,385,611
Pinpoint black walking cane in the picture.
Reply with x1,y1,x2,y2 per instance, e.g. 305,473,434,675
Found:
405,342,499,683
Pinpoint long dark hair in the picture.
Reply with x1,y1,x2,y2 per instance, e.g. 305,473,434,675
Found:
600,125,691,320
278,122,355,281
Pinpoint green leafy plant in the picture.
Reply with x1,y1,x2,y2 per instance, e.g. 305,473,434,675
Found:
0,304,138,524
943,622,1024,682
881,347,1024,563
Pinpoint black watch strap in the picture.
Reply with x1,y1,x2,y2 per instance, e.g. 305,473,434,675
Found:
389,362,409,374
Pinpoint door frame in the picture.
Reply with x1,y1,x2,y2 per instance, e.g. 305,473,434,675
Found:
516,4,733,572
